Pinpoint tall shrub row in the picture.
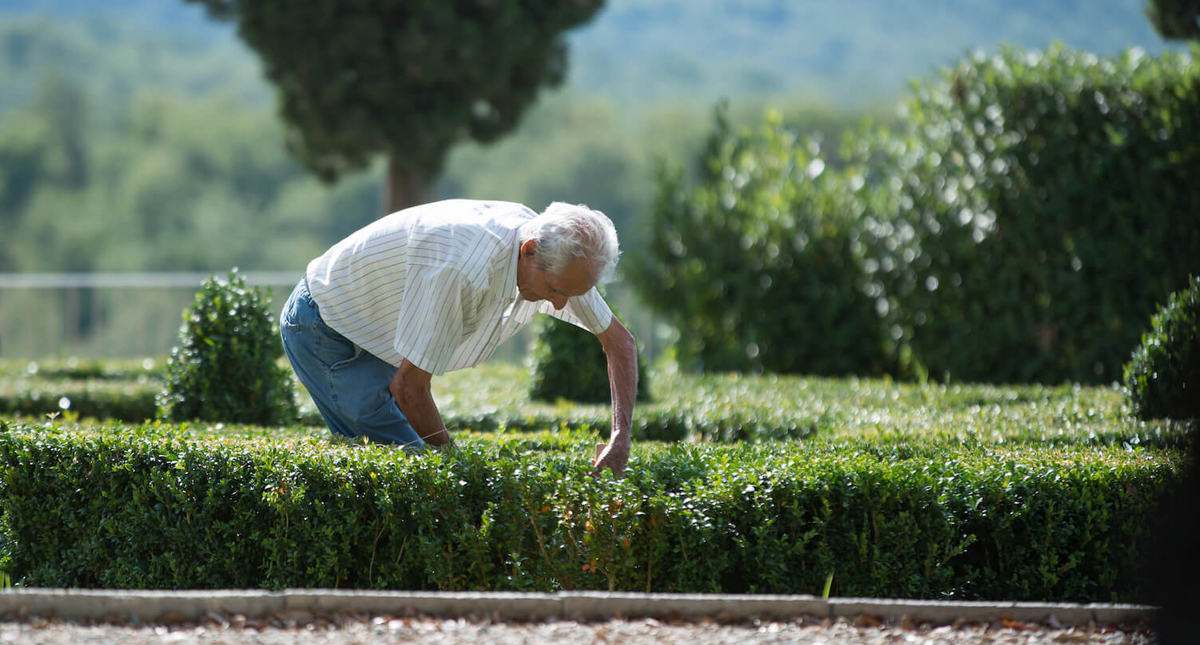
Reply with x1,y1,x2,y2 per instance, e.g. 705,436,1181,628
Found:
869,45,1200,384
634,45,1200,385
631,107,900,375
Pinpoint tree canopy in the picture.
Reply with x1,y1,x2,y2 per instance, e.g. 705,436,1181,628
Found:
183,0,605,213
1146,0,1200,40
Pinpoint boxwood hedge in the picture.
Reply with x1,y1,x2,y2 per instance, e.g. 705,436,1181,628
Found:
0,359,163,422
0,378,158,422
0,419,1181,601
528,310,652,404
866,44,1200,385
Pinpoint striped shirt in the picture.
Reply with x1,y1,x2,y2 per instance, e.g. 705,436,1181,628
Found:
305,199,613,376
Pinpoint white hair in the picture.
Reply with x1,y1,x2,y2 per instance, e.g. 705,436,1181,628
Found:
520,202,620,283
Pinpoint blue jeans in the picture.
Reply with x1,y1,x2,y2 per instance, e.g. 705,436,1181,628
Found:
279,278,425,447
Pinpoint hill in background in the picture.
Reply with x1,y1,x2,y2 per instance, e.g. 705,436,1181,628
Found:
1,0,1183,112
569,0,1181,106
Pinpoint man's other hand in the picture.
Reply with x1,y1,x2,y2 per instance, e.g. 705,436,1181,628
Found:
591,440,629,477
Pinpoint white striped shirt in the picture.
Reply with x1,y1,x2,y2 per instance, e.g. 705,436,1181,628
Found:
305,199,613,375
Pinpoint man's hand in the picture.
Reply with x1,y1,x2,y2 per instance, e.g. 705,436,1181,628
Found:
592,440,630,477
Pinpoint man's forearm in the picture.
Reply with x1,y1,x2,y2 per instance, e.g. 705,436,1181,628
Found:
390,361,452,447
606,333,638,444
596,317,638,475
395,387,452,446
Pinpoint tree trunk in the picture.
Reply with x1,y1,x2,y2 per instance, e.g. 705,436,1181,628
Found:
383,155,434,217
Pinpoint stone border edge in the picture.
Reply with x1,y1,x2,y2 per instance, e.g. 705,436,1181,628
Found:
0,589,1156,628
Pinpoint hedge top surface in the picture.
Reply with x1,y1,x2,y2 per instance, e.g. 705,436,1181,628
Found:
2,361,1191,449
0,417,1182,477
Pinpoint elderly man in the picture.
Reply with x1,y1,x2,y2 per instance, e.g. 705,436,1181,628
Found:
280,199,637,475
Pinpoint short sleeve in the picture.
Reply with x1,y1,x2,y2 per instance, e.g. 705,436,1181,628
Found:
393,265,465,376
544,287,613,334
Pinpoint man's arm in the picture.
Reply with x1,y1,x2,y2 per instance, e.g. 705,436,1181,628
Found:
594,315,638,476
389,359,453,446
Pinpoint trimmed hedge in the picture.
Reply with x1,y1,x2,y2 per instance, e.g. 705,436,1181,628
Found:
0,359,163,422
0,420,1182,601
0,379,158,422
0,381,810,444
4,364,1195,448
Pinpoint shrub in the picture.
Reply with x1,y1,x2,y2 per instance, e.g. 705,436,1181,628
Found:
1124,275,1200,422
631,105,901,376
860,45,1200,384
528,308,651,404
157,269,296,425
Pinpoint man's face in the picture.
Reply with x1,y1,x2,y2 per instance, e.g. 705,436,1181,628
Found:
518,244,596,310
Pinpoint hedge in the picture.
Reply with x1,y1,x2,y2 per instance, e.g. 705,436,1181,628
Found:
861,44,1200,384
0,381,810,444
0,420,1182,601
158,270,297,426
0,379,158,422
0,360,163,422
528,311,652,404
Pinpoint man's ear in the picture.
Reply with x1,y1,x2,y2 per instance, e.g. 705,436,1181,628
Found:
520,239,538,257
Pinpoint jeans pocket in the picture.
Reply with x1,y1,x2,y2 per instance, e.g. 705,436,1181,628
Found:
280,284,308,331
328,340,364,371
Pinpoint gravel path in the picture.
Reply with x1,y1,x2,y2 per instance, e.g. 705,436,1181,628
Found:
0,614,1155,645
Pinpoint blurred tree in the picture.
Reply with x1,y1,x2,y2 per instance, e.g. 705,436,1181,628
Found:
1146,0,1200,40
183,0,604,215
0,112,48,249
31,72,89,189
0,72,89,270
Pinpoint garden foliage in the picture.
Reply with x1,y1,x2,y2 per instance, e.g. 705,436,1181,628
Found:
866,44,1200,384
632,106,899,375
528,309,651,404
637,46,1200,383
0,421,1180,601
1124,275,1200,422
157,270,296,426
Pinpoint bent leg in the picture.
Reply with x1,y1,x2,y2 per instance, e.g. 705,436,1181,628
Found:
279,278,424,447
327,346,425,446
